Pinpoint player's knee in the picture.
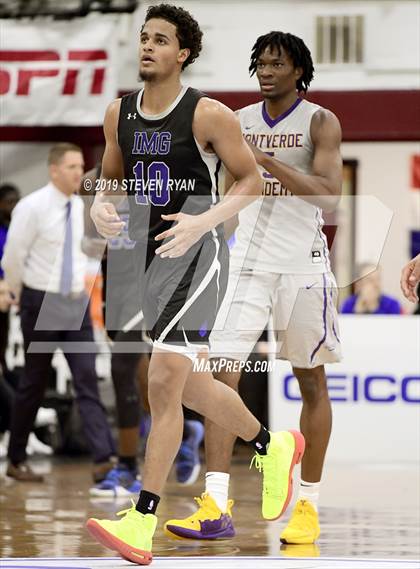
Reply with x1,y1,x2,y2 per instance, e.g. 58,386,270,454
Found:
294,366,328,405
181,392,201,414
213,364,241,390
148,373,172,408
147,364,183,412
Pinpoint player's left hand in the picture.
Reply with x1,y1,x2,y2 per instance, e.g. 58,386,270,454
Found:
246,141,267,166
155,213,207,258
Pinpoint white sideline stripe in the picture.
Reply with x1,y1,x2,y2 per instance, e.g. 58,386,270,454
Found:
2,555,418,568
3,556,420,562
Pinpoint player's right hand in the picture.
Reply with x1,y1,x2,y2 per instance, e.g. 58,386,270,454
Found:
0,279,15,312
90,200,125,239
401,254,420,302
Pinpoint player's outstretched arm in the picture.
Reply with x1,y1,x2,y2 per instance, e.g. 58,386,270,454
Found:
248,109,342,211
155,99,261,258
90,99,125,238
401,254,420,302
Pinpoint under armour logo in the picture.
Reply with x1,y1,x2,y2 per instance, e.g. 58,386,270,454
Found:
127,113,137,120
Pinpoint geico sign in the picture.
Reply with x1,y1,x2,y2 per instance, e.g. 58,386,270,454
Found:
0,50,107,96
283,374,420,403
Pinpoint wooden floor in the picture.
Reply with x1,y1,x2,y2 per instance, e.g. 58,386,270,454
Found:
1,453,419,567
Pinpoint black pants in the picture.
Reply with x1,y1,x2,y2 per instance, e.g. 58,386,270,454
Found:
0,309,10,372
7,286,116,465
0,370,14,433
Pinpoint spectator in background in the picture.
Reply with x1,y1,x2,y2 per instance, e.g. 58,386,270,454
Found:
0,183,20,252
1,143,116,482
0,280,15,454
0,185,19,458
341,263,402,315
0,183,20,374
0,279,54,458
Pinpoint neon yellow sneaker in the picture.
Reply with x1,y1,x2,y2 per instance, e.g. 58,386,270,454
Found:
164,493,235,540
86,502,157,565
280,499,320,544
251,430,305,521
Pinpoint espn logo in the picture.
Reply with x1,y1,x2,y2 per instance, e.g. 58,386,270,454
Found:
0,50,108,96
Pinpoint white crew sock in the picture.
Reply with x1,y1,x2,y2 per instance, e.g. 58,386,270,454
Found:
205,471,230,512
298,479,320,512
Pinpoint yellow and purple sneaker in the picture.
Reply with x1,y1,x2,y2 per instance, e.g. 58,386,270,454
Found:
164,493,235,540
86,502,156,565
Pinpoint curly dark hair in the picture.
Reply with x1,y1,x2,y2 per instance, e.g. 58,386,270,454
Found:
145,4,203,70
249,31,314,93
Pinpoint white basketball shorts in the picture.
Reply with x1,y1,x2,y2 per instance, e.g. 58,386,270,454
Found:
210,267,342,369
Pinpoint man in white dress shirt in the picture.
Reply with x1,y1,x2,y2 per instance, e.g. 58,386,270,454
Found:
2,143,116,482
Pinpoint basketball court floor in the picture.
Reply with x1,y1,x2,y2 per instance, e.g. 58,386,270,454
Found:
1,453,419,568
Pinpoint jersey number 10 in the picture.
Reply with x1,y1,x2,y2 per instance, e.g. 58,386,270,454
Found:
133,161,170,206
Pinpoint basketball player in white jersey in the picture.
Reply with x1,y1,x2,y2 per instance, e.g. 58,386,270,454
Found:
165,31,343,545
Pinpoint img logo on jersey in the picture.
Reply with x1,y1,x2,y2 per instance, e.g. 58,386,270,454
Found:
132,131,171,155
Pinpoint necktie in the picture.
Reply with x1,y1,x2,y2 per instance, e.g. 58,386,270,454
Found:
60,200,73,296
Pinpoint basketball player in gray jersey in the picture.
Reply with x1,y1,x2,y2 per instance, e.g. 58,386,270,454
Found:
85,8,305,564
166,31,343,546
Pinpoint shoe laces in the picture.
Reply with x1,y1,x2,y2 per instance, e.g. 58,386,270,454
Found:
288,500,315,530
190,493,215,518
296,500,307,514
250,453,263,473
116,499,138,519
193,494,206,511
191,493,232,517
250,452,278,496
295,500,314,517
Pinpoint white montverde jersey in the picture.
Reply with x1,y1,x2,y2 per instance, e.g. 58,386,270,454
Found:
231,98,331,274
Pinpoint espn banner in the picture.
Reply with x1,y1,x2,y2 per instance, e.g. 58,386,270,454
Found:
0,16,119,125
